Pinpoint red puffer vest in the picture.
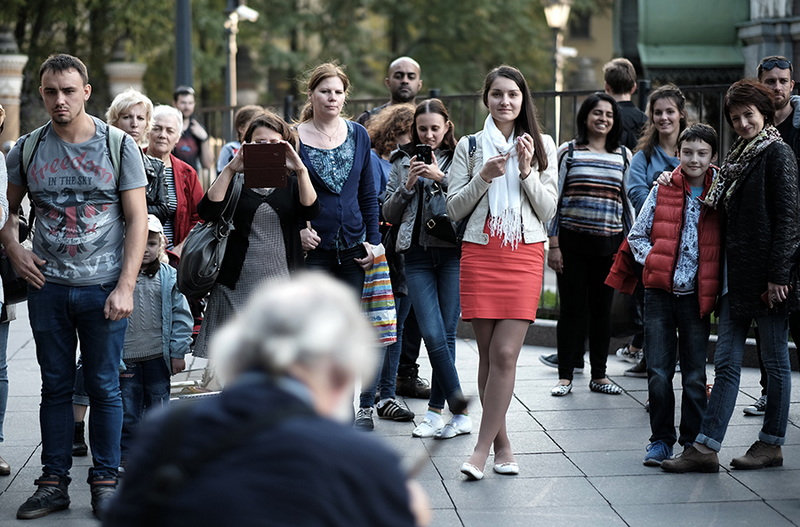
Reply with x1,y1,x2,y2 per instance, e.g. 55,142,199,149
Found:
641,166,721,317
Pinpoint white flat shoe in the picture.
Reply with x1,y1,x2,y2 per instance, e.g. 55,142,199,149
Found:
434,416,472,440
460,462,484,481
493,462,519,475
412,416,444,438
550,383,572,396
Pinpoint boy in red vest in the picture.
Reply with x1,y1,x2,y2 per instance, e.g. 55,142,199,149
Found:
627,124,721,467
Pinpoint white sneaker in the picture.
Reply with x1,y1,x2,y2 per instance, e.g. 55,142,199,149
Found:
615,345,641,364
434,415,472,440
412,415,444,438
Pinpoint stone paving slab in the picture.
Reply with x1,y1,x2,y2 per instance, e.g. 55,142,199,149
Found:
0,305,798,526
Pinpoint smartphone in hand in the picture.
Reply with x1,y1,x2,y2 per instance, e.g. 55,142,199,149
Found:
415,144,432,164
242,142,288,188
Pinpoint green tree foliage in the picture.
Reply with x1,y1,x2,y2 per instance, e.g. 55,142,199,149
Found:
1,0,610,132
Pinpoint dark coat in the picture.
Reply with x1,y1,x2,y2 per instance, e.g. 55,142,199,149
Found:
106,372,416,527
724,140,800,319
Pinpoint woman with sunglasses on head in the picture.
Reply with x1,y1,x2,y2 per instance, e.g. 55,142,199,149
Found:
447,66,558,480
744,56,800,418
661,80,800,473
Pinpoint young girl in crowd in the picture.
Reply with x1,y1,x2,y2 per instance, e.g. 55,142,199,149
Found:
617,85,688,376
119,215,193,465
382,99,469,438
548,93,633,397
447,66,558,480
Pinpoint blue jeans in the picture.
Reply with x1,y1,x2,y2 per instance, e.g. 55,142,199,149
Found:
0,317,9,443
120,358,171,461
404,245,463,411
696,295,792,451
359,294,411,407
643,289,708,447
28,282,128,480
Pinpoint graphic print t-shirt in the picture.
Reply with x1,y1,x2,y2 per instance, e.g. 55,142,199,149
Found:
7,117,147,285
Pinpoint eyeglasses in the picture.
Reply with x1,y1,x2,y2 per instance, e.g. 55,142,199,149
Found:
760,59,792,71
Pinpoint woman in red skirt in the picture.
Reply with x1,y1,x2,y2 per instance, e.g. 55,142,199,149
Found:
446,65,558,480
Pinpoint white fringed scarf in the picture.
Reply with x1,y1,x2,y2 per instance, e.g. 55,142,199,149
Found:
482,115,522,248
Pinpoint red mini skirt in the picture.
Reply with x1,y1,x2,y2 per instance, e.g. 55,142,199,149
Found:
460,224,545,321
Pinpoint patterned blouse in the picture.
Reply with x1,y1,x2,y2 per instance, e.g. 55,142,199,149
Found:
304,124,356,194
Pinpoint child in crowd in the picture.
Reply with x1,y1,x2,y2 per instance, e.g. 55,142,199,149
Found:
626,124,721,466
119,215,193,465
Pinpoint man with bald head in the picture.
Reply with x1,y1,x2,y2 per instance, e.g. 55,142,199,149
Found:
357,57,423,125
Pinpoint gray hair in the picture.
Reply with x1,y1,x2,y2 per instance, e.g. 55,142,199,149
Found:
211,273,377,385
151,104,183,132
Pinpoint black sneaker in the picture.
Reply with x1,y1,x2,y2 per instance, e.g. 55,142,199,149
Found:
538,353,584,373
89,476,117,519
354,407,375,431
624,357,647,378
72,421,88,457
376,399,415,421
396,372,431,399
17,475,70,520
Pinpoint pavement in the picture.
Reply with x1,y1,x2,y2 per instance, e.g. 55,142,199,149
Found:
1,304,800,526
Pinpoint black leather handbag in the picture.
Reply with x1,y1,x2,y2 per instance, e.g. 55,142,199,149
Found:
423,182,459,245
177,173,243,300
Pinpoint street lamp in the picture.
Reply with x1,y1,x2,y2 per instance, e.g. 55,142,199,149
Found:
224,2,259,141
542,0,572,145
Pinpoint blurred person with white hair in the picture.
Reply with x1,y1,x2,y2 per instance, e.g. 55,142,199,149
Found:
105,273,430,527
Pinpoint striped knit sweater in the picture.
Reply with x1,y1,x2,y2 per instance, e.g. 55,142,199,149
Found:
549,144,627,237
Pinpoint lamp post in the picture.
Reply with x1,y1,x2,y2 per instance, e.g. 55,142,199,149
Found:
224,2,259,141
542,0,572,145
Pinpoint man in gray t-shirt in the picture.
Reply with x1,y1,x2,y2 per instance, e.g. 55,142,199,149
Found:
1,54,148,521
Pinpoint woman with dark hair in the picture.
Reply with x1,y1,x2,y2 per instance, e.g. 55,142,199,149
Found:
547,92,633,397
296,62,380,292
447,66,558,479
192,110,319,359
615,84,688,375
378,99,467,436
662,79,799,473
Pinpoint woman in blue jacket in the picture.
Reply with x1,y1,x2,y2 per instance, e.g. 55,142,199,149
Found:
297,62,380,291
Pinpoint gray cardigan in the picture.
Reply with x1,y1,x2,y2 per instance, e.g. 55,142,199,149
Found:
445,131,558,245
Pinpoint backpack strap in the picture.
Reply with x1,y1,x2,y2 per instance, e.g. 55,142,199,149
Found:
467,135,477,176
106,125,125,176
20,123,50,183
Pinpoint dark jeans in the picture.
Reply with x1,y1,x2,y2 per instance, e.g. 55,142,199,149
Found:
29,282,128,480
397,307,422,375
359,294,411,406
119,358,171,461
556,240,615,381
755,310,800,394
305,245,366,293
643,289,708,447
